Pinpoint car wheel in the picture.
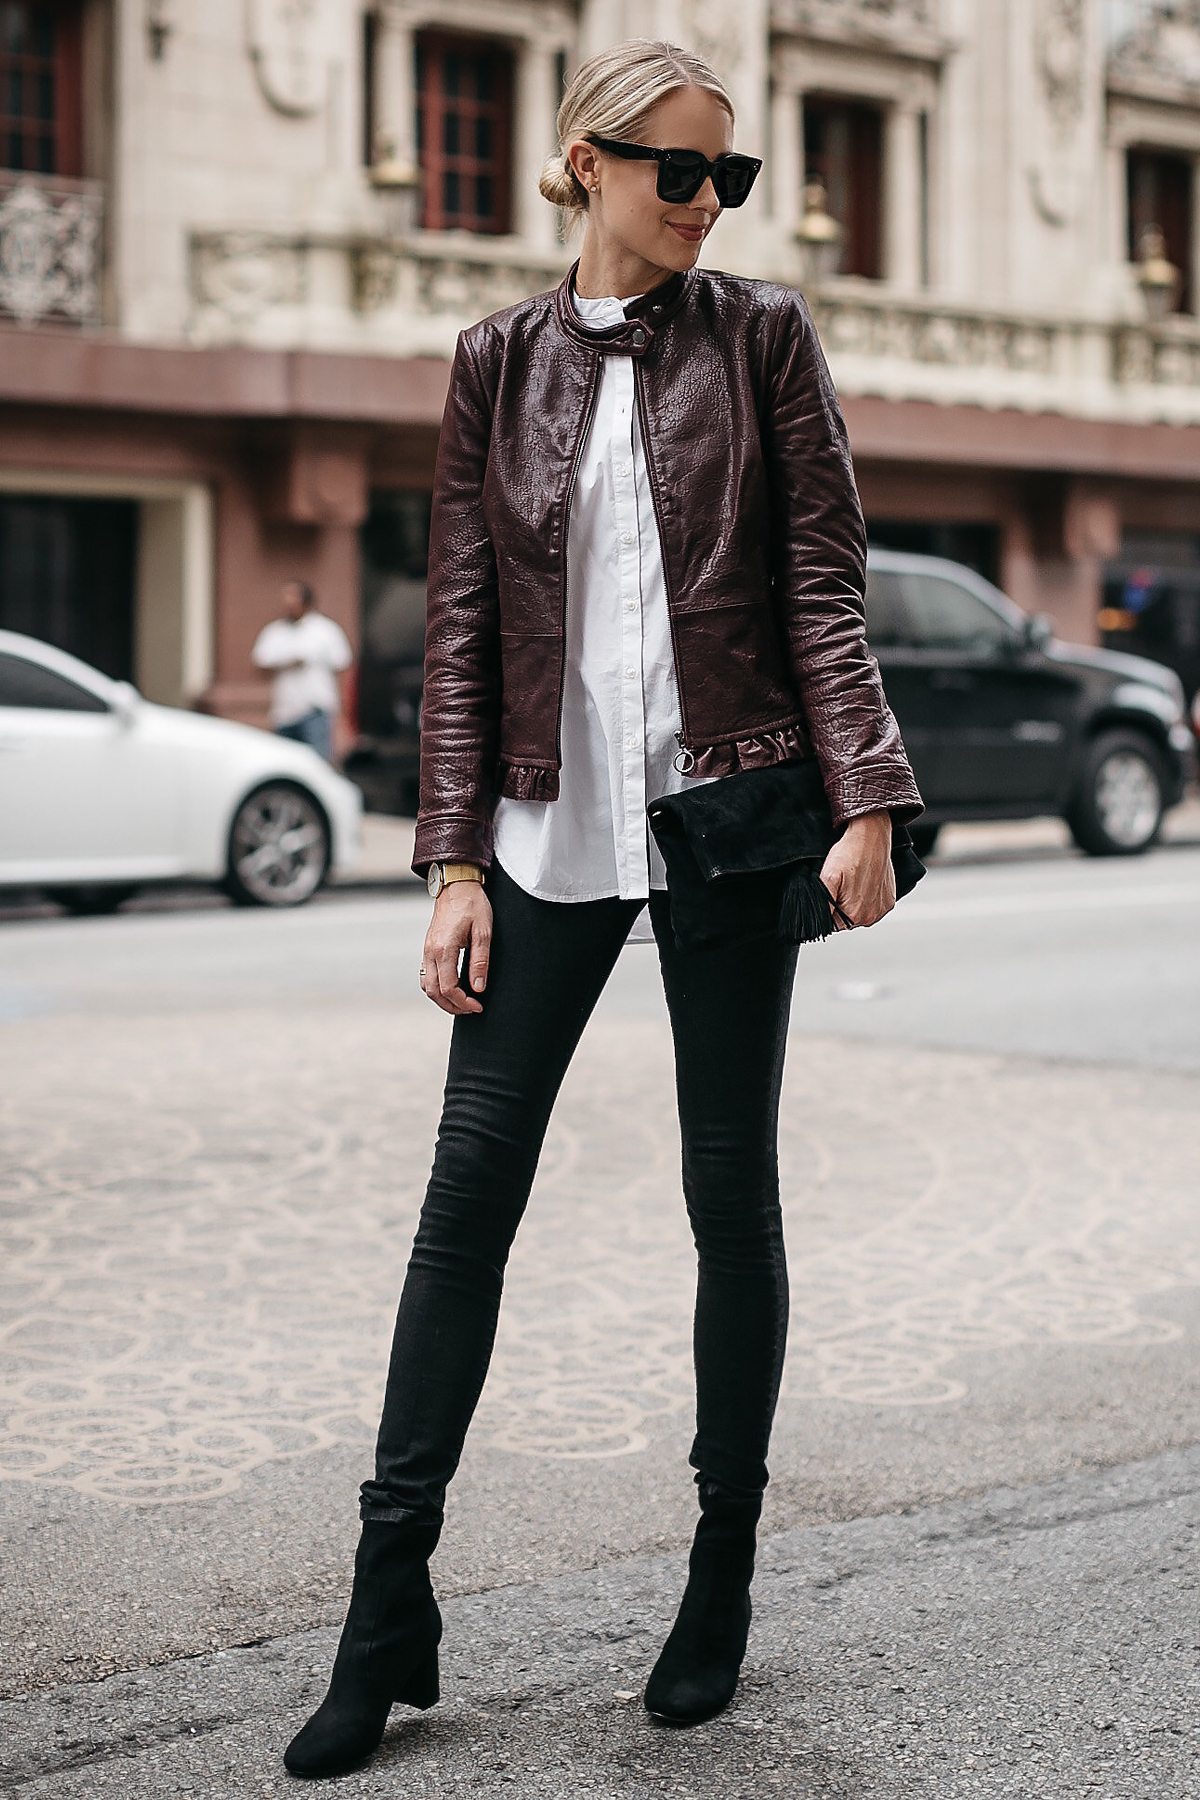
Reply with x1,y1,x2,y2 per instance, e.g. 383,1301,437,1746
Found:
1067,730,1166,857
908,822,940,859
46,884,139,916
225,781,331,907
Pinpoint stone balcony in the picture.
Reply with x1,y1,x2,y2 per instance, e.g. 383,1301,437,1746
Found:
808,281,1200,428
186,226,570,360
183,227,1200,430
0,175,104,329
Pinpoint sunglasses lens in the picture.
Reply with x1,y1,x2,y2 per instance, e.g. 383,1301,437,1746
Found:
658,153,706,203
715,158,758,207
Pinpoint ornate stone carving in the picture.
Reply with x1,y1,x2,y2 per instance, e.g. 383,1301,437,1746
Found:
684,0,745,75
245,0,328,117
1113,320,1200,386
1037,0,1085,129
0,179,103,327
411,250,565,318
771,0,938,41
1027,0,1087,229
350,241,400,314
188,228,567,333
1108,0,1200,94
190,230,307,327
810,290,1058,376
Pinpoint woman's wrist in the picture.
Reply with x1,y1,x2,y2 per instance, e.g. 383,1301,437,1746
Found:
843,809,892,841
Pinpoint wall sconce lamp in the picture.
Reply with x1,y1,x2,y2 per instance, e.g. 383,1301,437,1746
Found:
795,178,843,289
146,0,171,60
1136,224,1181,322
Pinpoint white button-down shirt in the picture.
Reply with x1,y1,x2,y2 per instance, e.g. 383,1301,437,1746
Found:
492,290,700,941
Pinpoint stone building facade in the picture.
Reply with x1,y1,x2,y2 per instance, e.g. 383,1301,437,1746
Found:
3,0,1200,734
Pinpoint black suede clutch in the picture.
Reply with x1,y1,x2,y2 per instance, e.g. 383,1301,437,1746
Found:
647,758,926,952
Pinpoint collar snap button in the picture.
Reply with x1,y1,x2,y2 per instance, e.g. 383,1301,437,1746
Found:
630,326,647,346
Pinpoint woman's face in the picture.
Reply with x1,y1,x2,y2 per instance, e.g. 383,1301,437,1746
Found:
567,86,734,275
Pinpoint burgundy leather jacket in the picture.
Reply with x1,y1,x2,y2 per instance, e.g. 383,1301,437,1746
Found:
413,260,921,874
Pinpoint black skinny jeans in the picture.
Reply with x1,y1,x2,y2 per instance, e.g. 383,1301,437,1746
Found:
360,859,799,1524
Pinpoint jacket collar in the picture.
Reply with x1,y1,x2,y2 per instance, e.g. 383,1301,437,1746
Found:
553,259,694,357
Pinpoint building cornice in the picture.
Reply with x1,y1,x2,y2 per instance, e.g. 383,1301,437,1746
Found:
843,392,1200,483
0,330,450,426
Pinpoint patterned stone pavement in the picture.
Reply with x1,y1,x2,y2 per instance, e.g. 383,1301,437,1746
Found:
3,998,1197,1510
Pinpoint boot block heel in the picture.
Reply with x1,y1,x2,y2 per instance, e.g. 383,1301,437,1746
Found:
396,1649,439,1710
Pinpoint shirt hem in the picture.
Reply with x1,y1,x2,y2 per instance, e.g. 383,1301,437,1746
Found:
495,855,664,906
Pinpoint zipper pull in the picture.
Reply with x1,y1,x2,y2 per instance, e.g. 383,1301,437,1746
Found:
673,730,695,775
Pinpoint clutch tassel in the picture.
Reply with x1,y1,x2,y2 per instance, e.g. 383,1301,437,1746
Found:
778,864,838,945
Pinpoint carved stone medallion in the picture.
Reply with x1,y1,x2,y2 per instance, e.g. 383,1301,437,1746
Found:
245,0,328,118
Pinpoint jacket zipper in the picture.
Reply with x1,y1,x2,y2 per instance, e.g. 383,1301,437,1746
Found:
633,359,693,760
556,355,603,767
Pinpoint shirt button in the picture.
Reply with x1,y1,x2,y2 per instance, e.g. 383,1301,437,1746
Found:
625,666,637,678
621,531,634,545
625,600,636,611
618,462,631,476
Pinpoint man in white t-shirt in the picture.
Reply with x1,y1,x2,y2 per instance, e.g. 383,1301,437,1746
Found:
251,580,353,762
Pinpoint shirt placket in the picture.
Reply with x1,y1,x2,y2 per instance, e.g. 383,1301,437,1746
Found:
609,353,649,897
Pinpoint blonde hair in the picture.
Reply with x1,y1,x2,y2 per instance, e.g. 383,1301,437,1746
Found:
539,39,735,225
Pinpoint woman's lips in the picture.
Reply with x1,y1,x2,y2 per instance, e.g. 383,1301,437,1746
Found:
668,222,706,242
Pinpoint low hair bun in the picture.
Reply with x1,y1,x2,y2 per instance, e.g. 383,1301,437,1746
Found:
538,154,587,213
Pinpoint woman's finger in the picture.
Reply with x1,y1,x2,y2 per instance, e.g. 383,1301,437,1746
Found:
467,919,491,994
822,867,856,930
434,938,480,1014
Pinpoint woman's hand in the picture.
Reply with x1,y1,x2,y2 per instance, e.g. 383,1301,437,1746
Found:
819,811,896,930
420,882,493,1014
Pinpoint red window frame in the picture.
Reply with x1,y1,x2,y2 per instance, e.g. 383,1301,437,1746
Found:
803,94,884,281
0,1,82,179
1127,146,1193,314
415,31,513,235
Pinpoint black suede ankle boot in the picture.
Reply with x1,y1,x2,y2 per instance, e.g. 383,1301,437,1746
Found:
283,1517,443,1779
643,1482,762,1727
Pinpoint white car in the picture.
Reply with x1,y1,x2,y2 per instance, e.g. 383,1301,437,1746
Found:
0,630,362,912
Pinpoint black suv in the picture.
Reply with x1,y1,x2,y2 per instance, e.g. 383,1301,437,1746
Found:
866,550,1195,857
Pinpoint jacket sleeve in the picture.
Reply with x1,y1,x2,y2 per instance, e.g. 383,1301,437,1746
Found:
412,328,502,876
762,290,923,828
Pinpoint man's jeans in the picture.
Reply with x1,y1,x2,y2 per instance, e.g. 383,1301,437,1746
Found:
276,708,334,761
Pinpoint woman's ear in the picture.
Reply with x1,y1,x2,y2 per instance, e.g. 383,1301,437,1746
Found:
565,138,601,195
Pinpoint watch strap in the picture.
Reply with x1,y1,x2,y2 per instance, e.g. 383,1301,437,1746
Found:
440,863,485,885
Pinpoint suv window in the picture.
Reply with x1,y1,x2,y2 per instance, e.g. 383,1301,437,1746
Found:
863,569,909,647
0,652,109,711
899,575,1015,655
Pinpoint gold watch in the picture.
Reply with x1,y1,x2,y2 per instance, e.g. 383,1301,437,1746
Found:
427,862,485,899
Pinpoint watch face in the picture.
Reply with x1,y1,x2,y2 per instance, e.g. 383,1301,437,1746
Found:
427,865,443,898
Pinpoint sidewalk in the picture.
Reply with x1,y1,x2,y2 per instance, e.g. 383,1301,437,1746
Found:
337,794,1200,888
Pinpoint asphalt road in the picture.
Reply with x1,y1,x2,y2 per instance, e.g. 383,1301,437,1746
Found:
1,835,1198,1795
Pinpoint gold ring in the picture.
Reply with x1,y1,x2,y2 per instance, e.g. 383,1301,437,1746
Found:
419,965,426,977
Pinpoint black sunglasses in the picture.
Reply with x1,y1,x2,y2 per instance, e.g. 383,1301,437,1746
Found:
585,135,762,208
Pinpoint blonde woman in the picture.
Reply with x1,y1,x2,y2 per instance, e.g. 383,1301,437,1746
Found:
285,37,919,1779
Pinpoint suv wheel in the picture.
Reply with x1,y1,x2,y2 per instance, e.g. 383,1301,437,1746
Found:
1067,730,1166,857
225,782,330,906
